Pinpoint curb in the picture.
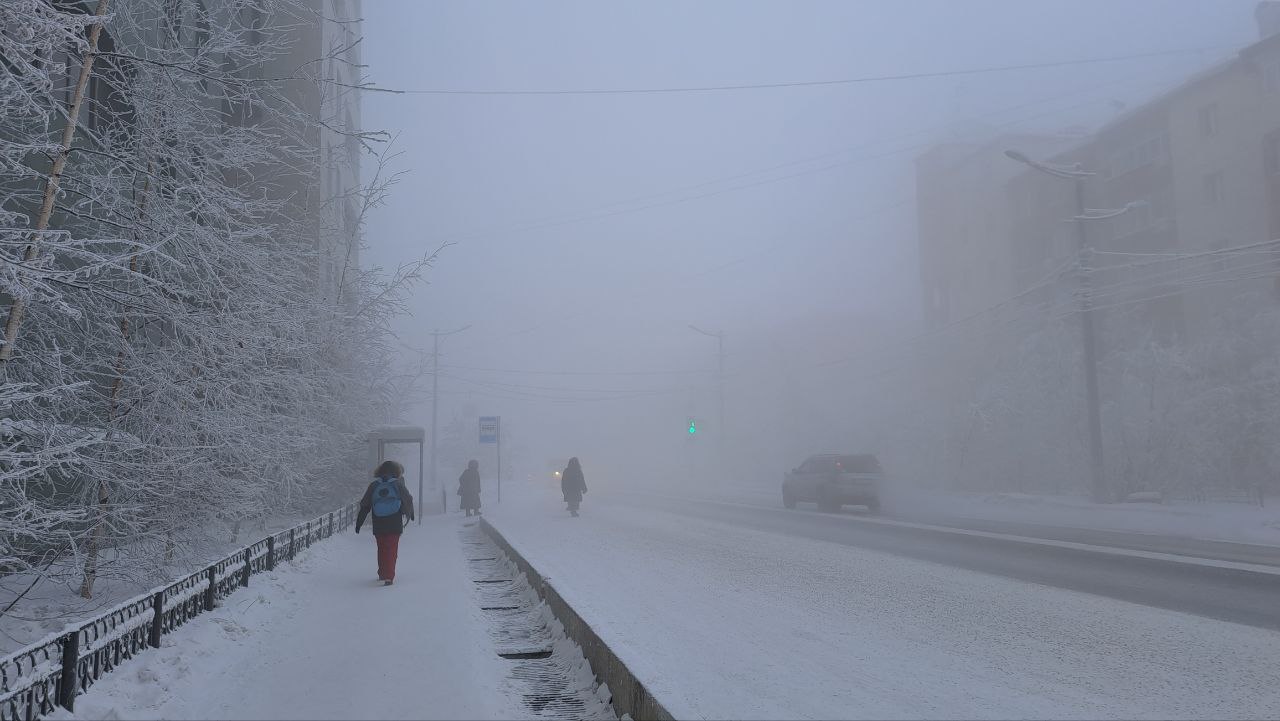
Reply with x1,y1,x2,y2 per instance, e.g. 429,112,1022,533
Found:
480,517,675,721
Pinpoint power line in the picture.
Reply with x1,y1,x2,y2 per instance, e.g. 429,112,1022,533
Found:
439,372,688,396
437,373,686,403
427,63,1175,252
438,363,711,377
389,46,1229,96
443,63,1202,355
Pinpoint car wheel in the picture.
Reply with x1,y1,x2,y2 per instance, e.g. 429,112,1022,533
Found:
782,490,796,509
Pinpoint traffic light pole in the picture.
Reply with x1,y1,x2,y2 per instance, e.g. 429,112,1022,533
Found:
689,325,725,485
715,333,725,486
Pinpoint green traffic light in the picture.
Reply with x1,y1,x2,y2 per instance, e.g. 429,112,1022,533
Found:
688,420,697,434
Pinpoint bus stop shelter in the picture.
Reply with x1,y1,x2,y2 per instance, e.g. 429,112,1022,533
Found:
367,426,440,518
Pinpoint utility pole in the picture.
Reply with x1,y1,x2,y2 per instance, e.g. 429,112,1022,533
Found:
689,325,725,485
427,325,470,522
1006,150,1122,503
1071,176,1108,505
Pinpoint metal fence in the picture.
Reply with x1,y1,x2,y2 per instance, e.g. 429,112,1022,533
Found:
0,503,359,721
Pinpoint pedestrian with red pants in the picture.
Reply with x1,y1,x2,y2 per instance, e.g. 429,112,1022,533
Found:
355,460,415,586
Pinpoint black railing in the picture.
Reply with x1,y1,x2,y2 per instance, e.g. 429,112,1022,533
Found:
0,502,358,721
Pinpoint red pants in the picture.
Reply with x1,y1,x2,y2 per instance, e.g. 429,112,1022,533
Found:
375,533,400,581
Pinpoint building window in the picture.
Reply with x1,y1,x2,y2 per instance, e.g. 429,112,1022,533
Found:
1109,134,1166,178
1265,60,1280,94
1199,104,1219,138
1205,171,1224,206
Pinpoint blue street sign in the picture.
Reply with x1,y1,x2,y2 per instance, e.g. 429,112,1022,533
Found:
479,416,500,444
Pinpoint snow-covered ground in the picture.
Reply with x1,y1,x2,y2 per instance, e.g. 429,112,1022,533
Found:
489,485,1280,719
55,519,522,721
671,478,1280,547
894,489,1280,545
0,515,309,657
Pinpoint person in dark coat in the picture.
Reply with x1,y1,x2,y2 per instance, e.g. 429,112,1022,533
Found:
561,457,587,517
355,460,414,586
458,460,482,516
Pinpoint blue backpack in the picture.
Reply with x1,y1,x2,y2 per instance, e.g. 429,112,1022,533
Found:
371,477,402,517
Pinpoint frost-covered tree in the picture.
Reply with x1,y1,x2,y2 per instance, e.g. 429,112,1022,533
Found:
0,0,431,600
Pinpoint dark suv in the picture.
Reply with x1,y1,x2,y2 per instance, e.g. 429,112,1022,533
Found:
782,454,883,513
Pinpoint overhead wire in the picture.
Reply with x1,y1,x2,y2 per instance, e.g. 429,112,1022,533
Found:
438,363,712,377
388,46,1231,96
1083,239,1280,303
437,372,690,396
420,47,1249,385
428,62,1190,252
434,372,693,408
443,64,1196,355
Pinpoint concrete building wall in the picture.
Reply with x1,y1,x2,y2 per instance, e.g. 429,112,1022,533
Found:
1167,48,1278,338
916,134,1078,331
254,0,363,305
919,14,1280,380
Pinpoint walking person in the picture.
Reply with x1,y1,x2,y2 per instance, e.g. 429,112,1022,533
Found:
355,460,414,586
561,457,587,517
458,459,482,517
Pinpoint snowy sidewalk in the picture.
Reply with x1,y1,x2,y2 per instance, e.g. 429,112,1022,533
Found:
60,518,521,720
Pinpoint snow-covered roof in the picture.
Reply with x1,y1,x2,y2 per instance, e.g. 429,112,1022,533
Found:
367,425,426,443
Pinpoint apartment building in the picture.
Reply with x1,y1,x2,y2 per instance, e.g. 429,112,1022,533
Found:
40,0,363,305
924,3,1280,363
254,0,365,305
916,133,1079,330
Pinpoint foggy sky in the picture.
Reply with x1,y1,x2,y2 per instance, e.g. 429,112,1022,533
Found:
361,1,1257,483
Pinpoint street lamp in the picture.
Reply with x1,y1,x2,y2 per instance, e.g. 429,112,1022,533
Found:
688,324,725,484
1006,149,1109,503
427,324,471,521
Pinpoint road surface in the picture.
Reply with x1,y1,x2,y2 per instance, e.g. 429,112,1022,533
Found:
613,491,1280,630
490,488,1280,719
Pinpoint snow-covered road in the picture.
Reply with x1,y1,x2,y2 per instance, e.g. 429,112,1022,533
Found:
60,520,521,721
489,487,1280,719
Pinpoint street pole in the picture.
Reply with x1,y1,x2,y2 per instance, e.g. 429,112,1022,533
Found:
427,325,470,522
1005,150,1109,504
496,421,502,504
1072,177,1108,504
430,330,440,522
716,333,725,487
689,325,725,485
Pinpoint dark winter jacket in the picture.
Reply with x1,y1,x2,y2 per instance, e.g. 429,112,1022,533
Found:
356,477,414,536
458,467,481,510
561,464,587,503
